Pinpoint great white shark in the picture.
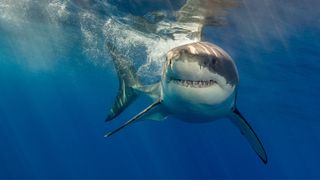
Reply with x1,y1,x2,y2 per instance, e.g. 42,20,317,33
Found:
105,41,268,164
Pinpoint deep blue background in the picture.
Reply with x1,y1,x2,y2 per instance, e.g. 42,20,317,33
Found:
0,0,320,178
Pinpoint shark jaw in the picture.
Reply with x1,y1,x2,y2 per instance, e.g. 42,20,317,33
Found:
162,74,235,112
169,78,218,88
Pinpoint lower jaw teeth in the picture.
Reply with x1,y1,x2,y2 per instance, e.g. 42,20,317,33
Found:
171,79,216,88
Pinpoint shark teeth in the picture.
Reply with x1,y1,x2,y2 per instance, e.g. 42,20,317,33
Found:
171,79,217,88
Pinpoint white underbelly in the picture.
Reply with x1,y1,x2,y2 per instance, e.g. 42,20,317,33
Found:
161,84,236,122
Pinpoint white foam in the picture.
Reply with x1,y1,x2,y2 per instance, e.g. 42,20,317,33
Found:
102,16,198,83
0,1,199,75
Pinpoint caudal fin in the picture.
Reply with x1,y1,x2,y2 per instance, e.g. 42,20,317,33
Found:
106,42,140,121
230,107,268,164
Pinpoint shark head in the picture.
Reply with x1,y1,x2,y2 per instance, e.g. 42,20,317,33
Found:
161,42,239,116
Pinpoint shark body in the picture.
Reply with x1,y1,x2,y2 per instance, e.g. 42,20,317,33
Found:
105,41,268,164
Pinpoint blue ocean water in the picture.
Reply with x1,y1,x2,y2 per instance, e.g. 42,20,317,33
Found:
0,0,320,179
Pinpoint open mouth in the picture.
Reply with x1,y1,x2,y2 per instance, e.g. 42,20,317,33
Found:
170,78,217,88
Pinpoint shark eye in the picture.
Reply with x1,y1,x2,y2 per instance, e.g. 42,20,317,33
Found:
211,57,217,64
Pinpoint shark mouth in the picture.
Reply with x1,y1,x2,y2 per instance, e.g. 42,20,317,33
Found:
170,78,217,88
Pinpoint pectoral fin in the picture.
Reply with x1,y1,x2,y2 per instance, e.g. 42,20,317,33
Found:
230,108,268,164
105,99,163,137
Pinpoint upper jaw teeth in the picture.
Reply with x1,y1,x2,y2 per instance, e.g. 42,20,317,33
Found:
170,78,217,88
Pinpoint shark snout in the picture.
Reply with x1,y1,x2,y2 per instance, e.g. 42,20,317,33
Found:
166,59,216,81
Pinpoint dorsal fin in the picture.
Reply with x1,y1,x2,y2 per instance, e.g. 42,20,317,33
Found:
106,42,140,121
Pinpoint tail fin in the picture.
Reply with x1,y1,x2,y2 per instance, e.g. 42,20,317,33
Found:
106,42,140,121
